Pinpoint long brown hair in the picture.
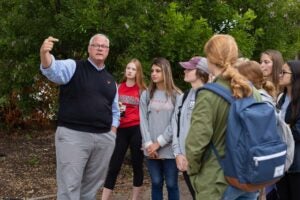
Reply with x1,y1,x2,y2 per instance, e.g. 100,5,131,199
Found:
148,57,181,99
286,61,300,127
260,49,284,91
236,60,276,98
204,34,252,98
121,58,147,91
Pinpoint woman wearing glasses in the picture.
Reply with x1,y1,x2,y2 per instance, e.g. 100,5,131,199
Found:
276,60,300,200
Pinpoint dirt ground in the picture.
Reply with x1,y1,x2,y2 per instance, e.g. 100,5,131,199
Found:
0,130,57,199
0,130,192,200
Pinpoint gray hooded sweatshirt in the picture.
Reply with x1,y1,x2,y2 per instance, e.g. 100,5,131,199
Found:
139,89,180,159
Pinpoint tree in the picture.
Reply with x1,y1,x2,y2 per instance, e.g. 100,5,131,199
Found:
0,0,299,130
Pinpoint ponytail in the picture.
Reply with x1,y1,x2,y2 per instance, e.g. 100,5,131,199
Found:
204,34,252,99
222,64,252,98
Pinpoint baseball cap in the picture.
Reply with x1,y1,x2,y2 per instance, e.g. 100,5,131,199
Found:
179,56,209,74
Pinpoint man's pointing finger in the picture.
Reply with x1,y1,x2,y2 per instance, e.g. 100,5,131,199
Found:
48,36,59,42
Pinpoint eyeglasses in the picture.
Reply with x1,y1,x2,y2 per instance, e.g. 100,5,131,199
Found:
90,44,109,49
279,70,292,75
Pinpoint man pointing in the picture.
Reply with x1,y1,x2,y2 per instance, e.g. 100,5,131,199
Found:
40,34,119,200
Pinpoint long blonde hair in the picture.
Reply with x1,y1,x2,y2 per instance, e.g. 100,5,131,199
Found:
204,34,252,98
121,58,147,91
148,57,181,99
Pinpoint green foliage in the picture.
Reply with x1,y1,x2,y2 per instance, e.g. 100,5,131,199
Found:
229,9,258,58
0,0,299,131
226,0,300,59
28,154,40,166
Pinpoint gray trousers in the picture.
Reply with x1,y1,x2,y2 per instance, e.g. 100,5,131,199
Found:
55,126,116,200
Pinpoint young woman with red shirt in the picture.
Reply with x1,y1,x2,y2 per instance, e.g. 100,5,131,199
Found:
102,59,147,200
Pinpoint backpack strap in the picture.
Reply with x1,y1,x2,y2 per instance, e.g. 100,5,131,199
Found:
177,89,190,138
276,92,286,110
201,83,234,104
210,142,224,169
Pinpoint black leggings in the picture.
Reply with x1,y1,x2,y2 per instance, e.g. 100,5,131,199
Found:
104,125,144,189
276,172,300,200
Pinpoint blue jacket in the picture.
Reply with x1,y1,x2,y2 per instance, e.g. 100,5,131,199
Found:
278,94,300,172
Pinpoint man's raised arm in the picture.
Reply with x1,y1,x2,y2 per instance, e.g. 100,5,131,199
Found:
40,36,59,68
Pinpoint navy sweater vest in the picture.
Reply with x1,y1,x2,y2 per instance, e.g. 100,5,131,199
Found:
57,60,116,133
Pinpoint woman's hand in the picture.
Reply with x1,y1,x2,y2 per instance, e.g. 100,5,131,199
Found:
148,151,159,159
146,142,160,159
175,154,188,171
146,142,160,155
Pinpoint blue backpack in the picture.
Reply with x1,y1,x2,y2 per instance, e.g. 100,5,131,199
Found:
199,83,287,192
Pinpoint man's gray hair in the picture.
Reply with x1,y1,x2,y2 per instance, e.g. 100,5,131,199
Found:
89,34,110,46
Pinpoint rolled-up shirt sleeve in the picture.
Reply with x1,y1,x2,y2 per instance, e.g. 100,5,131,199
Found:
40,55,76,85
111,86,120,128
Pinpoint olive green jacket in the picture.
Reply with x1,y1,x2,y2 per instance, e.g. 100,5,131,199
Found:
185,77,261,200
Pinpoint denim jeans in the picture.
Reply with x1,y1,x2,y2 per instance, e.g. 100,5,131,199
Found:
222,185,258,200
146,159,179,200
